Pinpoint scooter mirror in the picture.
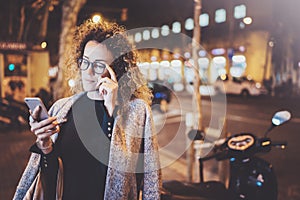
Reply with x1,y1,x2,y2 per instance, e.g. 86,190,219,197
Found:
272,110,291,126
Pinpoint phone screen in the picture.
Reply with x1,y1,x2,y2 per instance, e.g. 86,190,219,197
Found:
24,97,49,121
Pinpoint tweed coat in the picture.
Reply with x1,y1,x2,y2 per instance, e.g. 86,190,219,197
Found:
13,92,161,200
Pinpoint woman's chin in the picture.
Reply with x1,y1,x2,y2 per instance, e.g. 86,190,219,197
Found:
87,90,103,100
83,85,96,92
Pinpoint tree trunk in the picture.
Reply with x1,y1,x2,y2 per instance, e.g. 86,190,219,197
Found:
192,0,202,131
53,0,87,100
38,0,51,42
17,6,25,42
187,0,203,182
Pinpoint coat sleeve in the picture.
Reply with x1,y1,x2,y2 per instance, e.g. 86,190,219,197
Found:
12,153,41,200
142,101,162,199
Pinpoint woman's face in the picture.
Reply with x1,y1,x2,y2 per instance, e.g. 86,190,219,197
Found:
81,40,114,92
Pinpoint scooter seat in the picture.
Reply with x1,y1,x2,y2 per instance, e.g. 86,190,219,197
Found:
162,180,230,200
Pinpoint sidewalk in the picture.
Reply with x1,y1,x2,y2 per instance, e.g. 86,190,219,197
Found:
0,130,36,200
0,129,199,200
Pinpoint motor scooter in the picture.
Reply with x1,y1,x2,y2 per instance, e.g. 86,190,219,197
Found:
162,110,291,200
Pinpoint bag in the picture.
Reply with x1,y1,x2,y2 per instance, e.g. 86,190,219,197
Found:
23,157,64,200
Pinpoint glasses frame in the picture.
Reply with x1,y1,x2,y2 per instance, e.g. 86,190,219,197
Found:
77,58,107,74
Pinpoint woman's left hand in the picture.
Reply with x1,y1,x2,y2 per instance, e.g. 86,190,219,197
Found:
97,64,118,116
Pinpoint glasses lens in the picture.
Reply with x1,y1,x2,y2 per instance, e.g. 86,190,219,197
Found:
78,58,89,70
93,62,106,74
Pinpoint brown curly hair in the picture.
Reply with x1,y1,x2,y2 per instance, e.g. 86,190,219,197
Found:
66,19,152,106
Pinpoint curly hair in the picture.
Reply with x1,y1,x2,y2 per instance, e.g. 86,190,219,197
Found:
66,19,152,106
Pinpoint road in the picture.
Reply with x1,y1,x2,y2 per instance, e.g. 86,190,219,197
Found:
1,93,299,200
154,92,300,200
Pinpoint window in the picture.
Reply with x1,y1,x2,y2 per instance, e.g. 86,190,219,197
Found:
234,4,246,19
134,32,142,43
151,28,159,38
199,13,209,27
172,21,181,33
142,30,150,40
161,25,170,36
215,9,226,23
185,18,194,30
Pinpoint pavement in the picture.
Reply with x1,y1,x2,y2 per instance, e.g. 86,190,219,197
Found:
0,91,216,200
0,128,195,200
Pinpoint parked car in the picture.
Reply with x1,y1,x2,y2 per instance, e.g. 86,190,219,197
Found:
186,81,216,96
214,75,268,97
148,81,172,112
0,98,29,132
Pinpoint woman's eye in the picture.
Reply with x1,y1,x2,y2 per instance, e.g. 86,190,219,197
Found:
95,63,105,68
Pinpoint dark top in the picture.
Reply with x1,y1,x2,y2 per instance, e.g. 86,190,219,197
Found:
31,94,114,200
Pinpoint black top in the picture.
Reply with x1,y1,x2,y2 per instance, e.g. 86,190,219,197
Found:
31,94,114,200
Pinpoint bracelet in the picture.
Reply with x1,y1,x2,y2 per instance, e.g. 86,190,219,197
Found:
36,142,53,150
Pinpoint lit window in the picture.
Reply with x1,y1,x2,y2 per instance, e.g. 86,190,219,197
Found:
172,21,181,33
213,56,226,66
143,30,150,40
151,28,159,39
199,13,209,27
161,25,170,36
198,57,210,69
215,9,226,23
160,60,170,67
185,18,194,30
234,4,246,19
134,32,142,43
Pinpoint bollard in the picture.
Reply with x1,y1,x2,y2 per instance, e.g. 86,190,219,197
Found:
218,117,229,187
185,112,194,182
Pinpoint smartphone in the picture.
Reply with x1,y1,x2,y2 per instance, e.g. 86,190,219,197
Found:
24,97,49,121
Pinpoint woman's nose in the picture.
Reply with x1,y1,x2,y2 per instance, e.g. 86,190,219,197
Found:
87,64,95,75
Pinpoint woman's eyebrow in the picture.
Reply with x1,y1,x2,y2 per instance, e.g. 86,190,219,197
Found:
83,55,106,62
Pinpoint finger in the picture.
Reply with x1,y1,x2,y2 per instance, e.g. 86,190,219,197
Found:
35,128,59,141
105,64,117,82
31,106,41,121
96,77,112,89
34,123,59,136
30,117,57,132
29,115,36,123
99,84,107,96
99,82,117,95
98,77,118,87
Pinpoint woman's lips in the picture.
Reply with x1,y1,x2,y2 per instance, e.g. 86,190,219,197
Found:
84,79,96,83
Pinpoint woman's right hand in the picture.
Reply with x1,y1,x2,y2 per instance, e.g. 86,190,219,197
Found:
29,106,60,154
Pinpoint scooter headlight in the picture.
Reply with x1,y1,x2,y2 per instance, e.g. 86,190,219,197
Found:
227,134,255,151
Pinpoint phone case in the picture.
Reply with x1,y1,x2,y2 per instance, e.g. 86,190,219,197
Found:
24,97,49,121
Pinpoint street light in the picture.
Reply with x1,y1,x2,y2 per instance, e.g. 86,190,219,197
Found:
40,41,47,49
243,17,253,25
92,14,102,23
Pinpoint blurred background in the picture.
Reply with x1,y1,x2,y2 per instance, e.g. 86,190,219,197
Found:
0,0,299,101
0,0,300,200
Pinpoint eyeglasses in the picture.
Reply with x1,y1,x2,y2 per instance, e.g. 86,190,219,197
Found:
77,58,106,74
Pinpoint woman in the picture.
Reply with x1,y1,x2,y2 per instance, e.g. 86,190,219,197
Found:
13,19,161,200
